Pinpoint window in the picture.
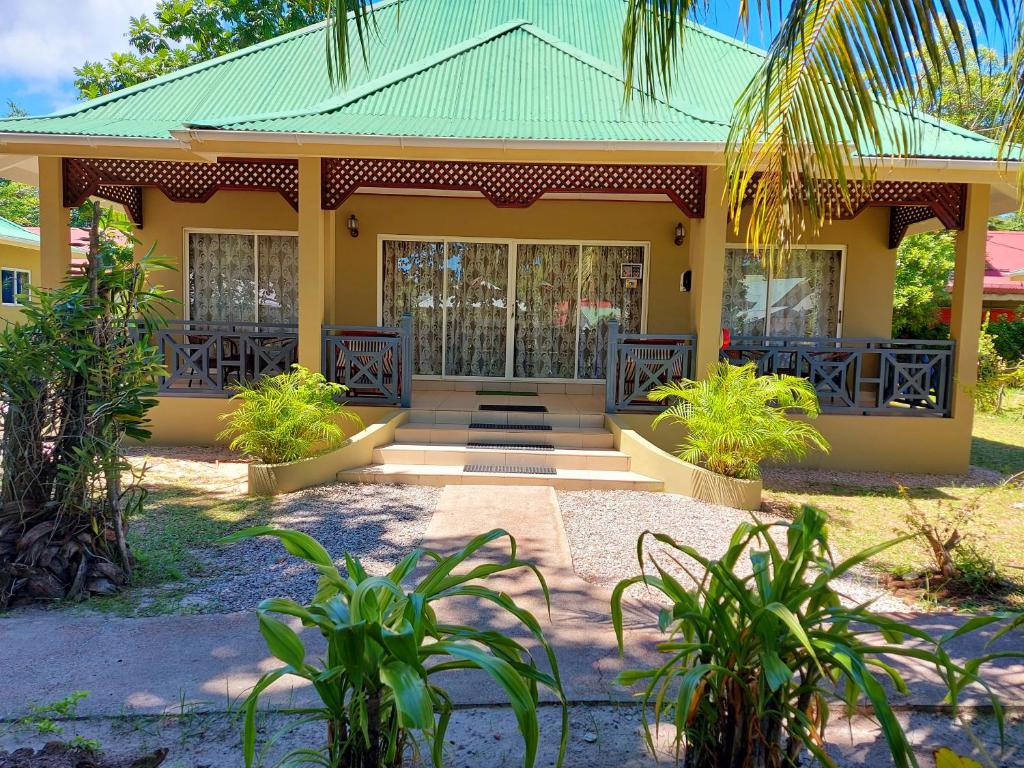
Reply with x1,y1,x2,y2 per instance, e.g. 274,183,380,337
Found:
721,247,843,338
187,232,298,323
1,268,30,306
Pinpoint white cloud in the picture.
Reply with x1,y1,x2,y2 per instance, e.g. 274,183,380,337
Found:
0,1,158,91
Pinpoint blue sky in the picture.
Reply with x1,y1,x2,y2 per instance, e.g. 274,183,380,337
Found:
0,0,991,117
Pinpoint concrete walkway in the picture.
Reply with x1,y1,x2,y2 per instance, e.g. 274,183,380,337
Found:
1,485,1022,719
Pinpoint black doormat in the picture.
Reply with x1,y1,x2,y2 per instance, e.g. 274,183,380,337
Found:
478,404,548,413
467,441,555,451
475,389,538,397
464,464,556,476
468,422,552,431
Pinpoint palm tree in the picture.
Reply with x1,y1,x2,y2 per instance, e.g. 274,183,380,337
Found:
325,0,1023,262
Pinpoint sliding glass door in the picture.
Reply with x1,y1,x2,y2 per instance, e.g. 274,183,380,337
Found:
381,238,646,379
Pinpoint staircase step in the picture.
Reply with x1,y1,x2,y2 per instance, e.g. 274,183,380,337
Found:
373,443,631,471
465,464,556,476
337,464,663,491
394,423,615,450
409,408,605,429
477,404,548,413
469,422,551,431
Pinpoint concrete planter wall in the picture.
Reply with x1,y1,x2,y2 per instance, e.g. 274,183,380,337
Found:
248,410,408,496
605,414,762,511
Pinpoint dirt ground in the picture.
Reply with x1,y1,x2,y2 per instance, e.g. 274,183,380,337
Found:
1,705,1021,768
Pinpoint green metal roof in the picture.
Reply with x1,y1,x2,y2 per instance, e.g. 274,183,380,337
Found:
0,216,41,248
0,0,1006,158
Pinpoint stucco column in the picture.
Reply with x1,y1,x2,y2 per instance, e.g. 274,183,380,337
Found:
689,166,728,378
948,183,990,467
37,157,72,289
297,157,326,372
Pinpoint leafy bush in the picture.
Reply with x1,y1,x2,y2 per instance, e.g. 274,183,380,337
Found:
985,314,1024,363
892,231,956,338
975,325,1024,413
221,527,567,768
218,365,362,464
0,207,172,608
611,505,1015,768
648,362,829,480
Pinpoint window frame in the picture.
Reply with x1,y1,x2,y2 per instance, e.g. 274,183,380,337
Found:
723,244,848,338
182,228,298,323
1,267,31,307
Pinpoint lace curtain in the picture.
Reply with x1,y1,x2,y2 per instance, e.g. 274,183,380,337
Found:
513,244,579,379
721,248,841,337
381,239,445,375
445,242,509,377
188,233,256,322
577,245,644,379
257,235,299,323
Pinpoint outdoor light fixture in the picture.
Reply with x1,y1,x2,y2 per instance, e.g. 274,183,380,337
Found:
674,222,685,246
347,214,360,238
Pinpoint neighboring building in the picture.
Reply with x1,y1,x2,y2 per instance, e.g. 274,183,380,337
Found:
939,230,1024,323
0,0,1017,478
0,216,40,324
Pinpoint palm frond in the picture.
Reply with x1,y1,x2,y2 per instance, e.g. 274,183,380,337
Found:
325,0,387,88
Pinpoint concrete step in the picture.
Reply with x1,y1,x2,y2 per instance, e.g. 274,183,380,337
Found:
373,443,631,471
336,463,663,491
394,423,615,450
408,408,606,429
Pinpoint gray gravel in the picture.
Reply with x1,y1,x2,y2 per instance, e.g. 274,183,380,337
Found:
181,483,440,613
558,489,908,612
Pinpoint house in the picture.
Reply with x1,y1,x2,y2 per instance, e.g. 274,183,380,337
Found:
0,216,86,324
939,230,1024,323
0,0,1017,484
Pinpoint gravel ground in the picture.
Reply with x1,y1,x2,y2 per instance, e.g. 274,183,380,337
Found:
2,707,1019,768
180,483,440,613
558,489,908,612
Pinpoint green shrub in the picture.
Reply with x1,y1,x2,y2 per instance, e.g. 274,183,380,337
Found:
647,362,829,480
986,314,1024,363
221,527,567,768
218,365,362,464
975,326,1024,413
611,505,1016,768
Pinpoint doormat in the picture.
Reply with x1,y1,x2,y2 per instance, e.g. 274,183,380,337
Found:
467,441,555,451
478,404,548,413
464,464,556,476
469,422,552,431
475,389,538,397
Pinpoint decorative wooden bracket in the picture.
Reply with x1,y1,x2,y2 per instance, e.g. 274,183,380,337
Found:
321,157,708,217
62,157,300,227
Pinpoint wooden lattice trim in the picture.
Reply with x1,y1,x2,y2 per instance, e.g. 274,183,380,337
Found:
741,176,967,248
95,185,144,227
322,158,707,217
63,157,300,225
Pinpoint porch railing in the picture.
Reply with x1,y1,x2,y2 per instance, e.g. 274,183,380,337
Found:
322,314,413,407
605,320,697,413
155,320,298,395
723,336,955,417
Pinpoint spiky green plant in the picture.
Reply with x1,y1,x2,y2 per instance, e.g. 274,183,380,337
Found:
221,526,567,768
611,505,1015,768
217,365,362,465
647,362,829,480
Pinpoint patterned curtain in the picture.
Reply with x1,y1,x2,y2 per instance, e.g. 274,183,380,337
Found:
769,249,842,336
382,239,445,375
721,248,769,336
577,245,644,379
513,243,579,378
445,241,509,377
257,235,298,323
188,233,256,322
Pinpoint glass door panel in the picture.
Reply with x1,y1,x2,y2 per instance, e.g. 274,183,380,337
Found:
768,249,842,336
577,245,644,379
513,243,579,379
444,241,509,377
381,239,445,375
721,248,769,336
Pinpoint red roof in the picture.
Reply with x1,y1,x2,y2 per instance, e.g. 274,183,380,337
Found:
982,231,1024,294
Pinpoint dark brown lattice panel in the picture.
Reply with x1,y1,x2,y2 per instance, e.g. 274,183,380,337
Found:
322,158,707,216
63,157,300,225
741,176,967,247
94,185,144,227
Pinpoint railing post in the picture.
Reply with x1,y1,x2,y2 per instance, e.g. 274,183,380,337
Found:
320,327,329,380
605,320,618,413
400,313,413,408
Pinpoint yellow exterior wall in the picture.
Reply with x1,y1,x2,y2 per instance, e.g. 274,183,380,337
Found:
0,241,40,325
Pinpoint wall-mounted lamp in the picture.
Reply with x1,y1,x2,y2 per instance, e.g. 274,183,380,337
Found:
674,222,686,246
680,269,692,293
347,214,360,238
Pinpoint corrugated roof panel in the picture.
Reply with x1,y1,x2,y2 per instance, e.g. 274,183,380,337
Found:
0,0,1007,158
0,216,40,246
